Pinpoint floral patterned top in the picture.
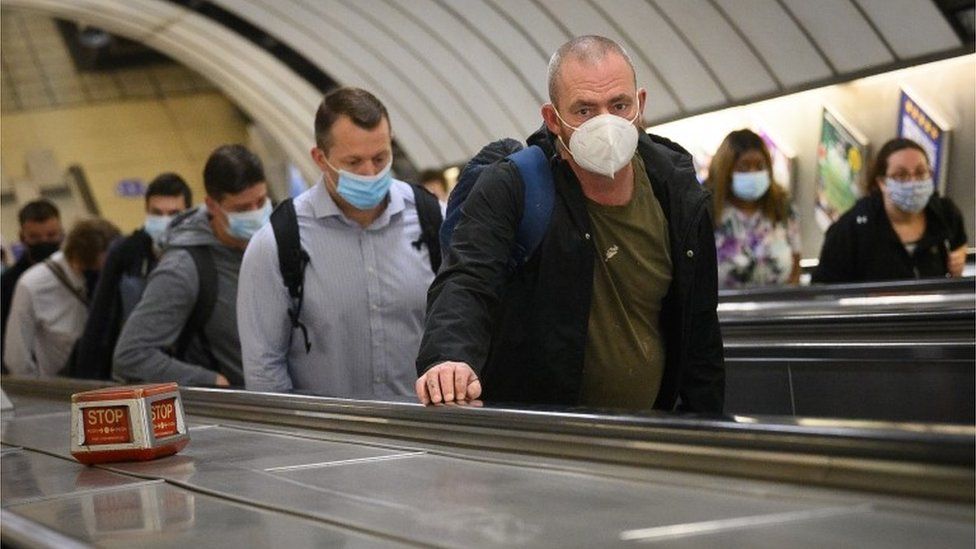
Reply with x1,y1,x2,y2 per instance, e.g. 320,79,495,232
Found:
714,203,801,289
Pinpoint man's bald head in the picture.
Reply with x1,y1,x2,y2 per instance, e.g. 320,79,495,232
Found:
547,35,636,105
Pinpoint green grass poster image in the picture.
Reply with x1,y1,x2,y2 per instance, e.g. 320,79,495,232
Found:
815,108,867,231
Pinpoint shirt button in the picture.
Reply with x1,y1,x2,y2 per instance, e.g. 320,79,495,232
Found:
371,305,379,311
367,267,375,274
686,250,694,258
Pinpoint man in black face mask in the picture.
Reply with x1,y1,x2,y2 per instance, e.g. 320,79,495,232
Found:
5,218,119,377
1,199,63,372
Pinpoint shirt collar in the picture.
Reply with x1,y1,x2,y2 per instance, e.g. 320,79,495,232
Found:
309,178,408,227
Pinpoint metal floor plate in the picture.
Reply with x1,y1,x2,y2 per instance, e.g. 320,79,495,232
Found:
2,449,150,507
2,394,973,548
5,461,410,548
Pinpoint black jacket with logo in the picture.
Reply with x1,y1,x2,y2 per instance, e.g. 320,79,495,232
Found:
813,193,967,283
417,127,725,414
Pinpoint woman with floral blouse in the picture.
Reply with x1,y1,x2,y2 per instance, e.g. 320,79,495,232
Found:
707,129,801,289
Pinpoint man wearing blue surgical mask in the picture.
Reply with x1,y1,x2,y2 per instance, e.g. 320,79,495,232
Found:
238,87,442,398
68,173,192,380
115,145,269,387
416,36,724,414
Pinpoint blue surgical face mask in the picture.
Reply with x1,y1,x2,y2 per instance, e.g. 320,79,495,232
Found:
731,170,771,202
885,177,933,214
324,157,394,210
224,199,272,241
144,214,173,245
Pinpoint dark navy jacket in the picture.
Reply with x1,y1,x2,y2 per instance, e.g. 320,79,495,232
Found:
813,193,967,283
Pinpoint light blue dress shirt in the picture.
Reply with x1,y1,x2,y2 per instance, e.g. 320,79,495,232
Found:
238,180,434,398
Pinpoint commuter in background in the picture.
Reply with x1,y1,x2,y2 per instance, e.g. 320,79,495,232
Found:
1,238,10,273
420,168,449,205
813,138,967,283
1,200,64,364
707,129,801,288
4,218,120,376
68,173,193,380
416,35,723,413
114,145,269,387
239,87,442,397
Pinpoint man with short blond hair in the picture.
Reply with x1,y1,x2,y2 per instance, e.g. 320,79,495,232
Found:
239,87,441,397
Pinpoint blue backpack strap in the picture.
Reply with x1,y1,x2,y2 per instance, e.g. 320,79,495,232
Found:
440,138,524,253
507,145,554,266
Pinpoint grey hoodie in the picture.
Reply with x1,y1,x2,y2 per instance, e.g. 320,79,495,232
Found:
113,206,244,386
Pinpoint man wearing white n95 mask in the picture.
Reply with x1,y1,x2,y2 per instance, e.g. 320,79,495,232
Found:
238,87,441,398
416,35,724,414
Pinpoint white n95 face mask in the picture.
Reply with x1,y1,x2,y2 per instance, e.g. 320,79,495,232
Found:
553,99,641,179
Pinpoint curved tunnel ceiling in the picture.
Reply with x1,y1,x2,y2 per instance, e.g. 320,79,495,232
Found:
3,0,323,181
4,0,970,174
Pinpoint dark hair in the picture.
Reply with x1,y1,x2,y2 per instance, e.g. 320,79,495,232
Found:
18,199,60,226
63,218,121,268
865,138,929,195
146,172,192,207
707,129,790,224
203,145,265,200
419,168,446,185
314,87,390,152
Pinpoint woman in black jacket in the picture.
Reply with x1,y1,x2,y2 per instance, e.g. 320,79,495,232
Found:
813,138,967,283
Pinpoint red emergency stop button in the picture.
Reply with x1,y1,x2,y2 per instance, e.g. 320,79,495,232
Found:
82,406,132,445
70,383,190,465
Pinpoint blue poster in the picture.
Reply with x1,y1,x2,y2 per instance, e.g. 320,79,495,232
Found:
897,90,950,193
116,178,146,198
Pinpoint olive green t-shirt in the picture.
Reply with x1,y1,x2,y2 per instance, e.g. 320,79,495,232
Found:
581,155,672,410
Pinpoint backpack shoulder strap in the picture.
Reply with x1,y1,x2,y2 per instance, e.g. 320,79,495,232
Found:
507,145,555,266
270,198,312,353
173,245,218,361
410,184,443,273
43,258,89,306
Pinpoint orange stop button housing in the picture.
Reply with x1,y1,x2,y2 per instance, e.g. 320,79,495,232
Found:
70,383,189,465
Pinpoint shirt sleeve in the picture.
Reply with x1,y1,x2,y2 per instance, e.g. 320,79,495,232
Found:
112,249,220,386
238,225,295,393
3,280,38,376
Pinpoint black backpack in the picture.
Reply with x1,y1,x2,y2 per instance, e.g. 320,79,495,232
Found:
62,244,218,379
270,184,442,354
168,246,219,365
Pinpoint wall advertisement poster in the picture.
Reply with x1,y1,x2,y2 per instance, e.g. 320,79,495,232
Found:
814,107,868,231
